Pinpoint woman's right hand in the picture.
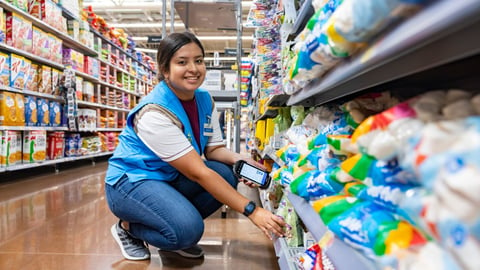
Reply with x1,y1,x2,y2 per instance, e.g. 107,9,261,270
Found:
248,207,287,240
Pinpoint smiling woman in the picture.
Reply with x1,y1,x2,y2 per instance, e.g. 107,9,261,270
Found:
104,31,287,261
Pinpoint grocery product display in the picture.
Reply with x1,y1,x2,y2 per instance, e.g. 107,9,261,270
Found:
1,0,480,269
246,0,480,269
0,1,157,172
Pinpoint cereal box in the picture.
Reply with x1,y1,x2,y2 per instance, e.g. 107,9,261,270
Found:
0,131,4,167
37,65,51,94
6,12,32,52
0,130,21,166
28,0,42,18
0,91,17,126
31,26,47,57
24,95,37,126
64,133,80,157
82,81,94,102
51,68,60,95
10,0,28,12
48,34,62,64
21,57,31,90
84,56,99,78
15,93,25,126
0,52,10,87
75,76,83,100
25,62,38,91
47,131,64,160
23,130,46,163
78,109,97,131
0,7,5,43
10,54,26,90
36,98,49,126
67,19,79,40
14,131,22,165
48,101,60,126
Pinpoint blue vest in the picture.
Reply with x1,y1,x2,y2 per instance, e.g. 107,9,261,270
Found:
105,81,213,185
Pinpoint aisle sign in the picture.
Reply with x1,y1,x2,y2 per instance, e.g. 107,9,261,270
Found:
147,36,162,43
224,48,244,56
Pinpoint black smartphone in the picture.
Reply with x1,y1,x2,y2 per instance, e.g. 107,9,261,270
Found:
233,160,271,189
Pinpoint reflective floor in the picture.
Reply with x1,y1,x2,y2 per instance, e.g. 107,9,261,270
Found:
0,161,279,270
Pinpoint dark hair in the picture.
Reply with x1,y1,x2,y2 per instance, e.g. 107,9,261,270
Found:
156,31,205,81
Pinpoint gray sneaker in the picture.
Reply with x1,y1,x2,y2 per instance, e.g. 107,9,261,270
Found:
111,221,150,260
171,245,205,259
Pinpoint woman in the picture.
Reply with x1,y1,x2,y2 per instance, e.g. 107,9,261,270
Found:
105,31,286,261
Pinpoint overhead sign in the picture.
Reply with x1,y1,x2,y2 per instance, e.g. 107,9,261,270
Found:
147,36,162,43
224,48,244,56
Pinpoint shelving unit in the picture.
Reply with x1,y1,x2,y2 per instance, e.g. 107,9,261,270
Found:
0,151,113,173
287,0,480,107
288,193,377,270
258,0,480,269
0,1,156,173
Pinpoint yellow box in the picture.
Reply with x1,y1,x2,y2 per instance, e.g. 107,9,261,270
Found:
0,91,17,126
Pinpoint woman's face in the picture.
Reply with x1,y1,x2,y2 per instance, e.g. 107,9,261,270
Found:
164,42,206,100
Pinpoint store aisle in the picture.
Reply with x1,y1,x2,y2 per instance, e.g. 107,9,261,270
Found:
0,161,279,270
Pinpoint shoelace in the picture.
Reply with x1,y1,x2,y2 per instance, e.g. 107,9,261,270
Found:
119,229,147,250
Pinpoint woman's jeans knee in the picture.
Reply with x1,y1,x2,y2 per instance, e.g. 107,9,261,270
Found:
105,160,237,250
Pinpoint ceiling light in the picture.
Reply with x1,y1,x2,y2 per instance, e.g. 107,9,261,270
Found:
132,36,252,41
136,48,158,53
109,22,185,28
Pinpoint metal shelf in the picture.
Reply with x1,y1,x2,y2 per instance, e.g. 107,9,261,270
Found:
287,193,378,270
287,0,480,107
0,126,69,131
0,86,64,102
209,90,238,102
0,152,113,173
0,43,64,70
92,30,155,72
77,100,130,112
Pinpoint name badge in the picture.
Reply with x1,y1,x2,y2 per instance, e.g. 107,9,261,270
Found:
204,115,214,136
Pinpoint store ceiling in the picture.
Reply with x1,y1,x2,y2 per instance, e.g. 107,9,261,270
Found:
82,0,255,60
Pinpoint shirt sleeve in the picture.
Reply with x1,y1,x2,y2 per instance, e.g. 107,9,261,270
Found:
208,108,226,147
136,111,193,162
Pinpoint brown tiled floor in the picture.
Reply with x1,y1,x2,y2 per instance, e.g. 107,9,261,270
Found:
0,161,280,270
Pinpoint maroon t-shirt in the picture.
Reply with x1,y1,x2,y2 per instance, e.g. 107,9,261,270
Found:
180,98,201,148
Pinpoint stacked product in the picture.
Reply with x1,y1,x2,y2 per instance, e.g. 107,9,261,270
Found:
264,89,480,269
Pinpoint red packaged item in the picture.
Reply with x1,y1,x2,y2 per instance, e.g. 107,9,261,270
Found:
47,131,64,160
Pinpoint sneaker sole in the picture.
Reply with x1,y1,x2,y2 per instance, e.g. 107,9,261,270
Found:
110,224,150,261
160,249,205,259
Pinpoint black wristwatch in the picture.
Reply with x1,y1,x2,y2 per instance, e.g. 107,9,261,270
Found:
243,201,257,217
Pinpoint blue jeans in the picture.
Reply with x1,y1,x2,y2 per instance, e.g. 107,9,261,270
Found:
105,160,238,250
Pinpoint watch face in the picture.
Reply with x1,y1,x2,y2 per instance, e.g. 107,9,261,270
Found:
244,201,256,216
